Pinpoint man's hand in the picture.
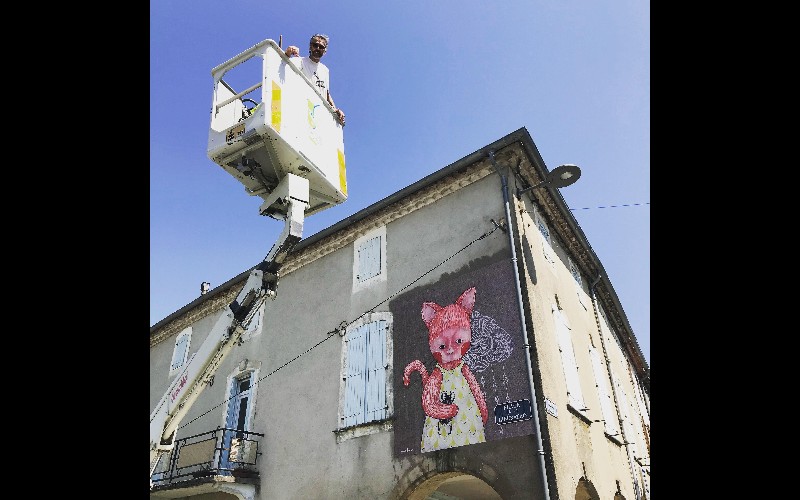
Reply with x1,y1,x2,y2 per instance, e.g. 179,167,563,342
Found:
285,45,299,57
335,109,346,126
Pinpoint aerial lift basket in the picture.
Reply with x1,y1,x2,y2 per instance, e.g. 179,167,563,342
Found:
207,38,347,218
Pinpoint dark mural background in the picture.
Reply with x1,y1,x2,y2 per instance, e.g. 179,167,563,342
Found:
392,256,535,457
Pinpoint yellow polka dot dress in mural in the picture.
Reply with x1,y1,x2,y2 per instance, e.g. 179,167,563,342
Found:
421,361,486,452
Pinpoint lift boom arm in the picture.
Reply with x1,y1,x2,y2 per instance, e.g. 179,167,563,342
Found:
149,175,308,481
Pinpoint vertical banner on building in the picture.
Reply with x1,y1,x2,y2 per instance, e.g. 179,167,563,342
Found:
392,258,535,457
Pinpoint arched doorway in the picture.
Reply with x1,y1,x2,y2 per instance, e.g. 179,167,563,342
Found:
407,473,502,500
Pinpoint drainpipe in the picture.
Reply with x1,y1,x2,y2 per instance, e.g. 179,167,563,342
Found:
489,151,551,500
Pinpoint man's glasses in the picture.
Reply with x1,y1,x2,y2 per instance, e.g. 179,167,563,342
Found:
311,42,327,50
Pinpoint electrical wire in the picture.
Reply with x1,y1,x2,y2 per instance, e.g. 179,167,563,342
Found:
570,202,649,211
174,222,503,431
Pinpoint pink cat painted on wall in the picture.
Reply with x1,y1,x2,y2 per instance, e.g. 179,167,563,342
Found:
403,287,488,452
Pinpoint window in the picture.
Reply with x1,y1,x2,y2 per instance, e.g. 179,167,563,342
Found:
220,374,254,472
632,375,650,427
169,327,192,376
568,256,583,287
353,226,387,292
359,236,381,280
534,206,551,243
632,377,650,455
611,373,650,498
612,373,641,459
598,306,624,355
640,466,650,499
613,373,647,499
568,256,588,309
339,313,393,428
218,364,260,473
533,206,555,266
588,345,619,436
552,304,586,412
242,300,265,341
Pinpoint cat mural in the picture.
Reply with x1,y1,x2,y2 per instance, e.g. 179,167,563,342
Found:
403,287,489,452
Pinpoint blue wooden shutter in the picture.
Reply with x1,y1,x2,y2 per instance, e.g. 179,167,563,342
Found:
343,325,367,426
357,236,382,282
364,320,387,422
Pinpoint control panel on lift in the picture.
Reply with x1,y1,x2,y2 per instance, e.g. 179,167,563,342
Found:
207,38,347,218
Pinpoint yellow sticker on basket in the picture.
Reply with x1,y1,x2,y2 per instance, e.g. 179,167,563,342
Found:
271,81,281,132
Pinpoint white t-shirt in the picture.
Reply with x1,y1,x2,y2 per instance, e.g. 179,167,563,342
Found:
291,56,330,98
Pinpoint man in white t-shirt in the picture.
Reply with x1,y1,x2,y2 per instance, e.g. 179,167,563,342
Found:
284,34,346,126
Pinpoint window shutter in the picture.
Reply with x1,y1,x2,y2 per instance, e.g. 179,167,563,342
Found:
538,220,555,265
589,346,619,436
538,220,549,241
553,306,585,410
341,316,391,429
357,236,382,282
170,329,190,371
632,376,650,427
640,466,650,498
613,374,640,458
364,320,387,422
533,207,550,244
343,325,368,426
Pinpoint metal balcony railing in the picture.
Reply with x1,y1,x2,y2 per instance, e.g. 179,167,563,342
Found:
150,427,264,489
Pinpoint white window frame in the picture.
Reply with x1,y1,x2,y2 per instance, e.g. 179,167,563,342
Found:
552,304,586,413
216,364,260,468
220,365,260,433
338,312,393,431
169,327,192,377
352,226,387,292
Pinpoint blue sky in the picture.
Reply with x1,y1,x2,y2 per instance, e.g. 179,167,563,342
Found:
150,0,650,364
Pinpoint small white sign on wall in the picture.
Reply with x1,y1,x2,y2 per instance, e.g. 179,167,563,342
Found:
545,398,558,418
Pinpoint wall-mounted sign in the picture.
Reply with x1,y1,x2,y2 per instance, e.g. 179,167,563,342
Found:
545,398,558,418
494,399,533,425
